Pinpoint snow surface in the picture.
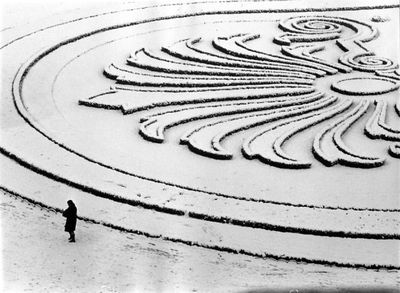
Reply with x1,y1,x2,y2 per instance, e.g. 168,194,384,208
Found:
1,0,400,291
2,191,399,292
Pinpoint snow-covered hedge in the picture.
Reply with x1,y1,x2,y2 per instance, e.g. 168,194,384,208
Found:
313,100,385,168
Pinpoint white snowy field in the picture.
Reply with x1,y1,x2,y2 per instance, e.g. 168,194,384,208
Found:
2,190,399,292
1,0,400,291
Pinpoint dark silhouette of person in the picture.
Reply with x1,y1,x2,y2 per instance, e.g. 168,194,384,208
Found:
62,200,77,242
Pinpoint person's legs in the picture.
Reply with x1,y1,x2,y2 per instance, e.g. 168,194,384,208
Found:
69,232,75,242
68,231,76,242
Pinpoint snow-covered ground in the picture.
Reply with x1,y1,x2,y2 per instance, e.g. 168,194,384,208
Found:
1,0,400,291
2,190,399,292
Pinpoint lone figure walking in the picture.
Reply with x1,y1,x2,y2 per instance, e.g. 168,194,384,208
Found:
63,200,77,242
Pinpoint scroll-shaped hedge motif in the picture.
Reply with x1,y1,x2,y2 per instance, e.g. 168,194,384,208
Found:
79,15,400,168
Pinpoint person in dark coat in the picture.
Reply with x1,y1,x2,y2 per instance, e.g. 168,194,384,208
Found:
63,200,77,242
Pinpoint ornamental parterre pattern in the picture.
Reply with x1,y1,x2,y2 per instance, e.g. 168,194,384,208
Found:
80,15,400,169
1,1,400,269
